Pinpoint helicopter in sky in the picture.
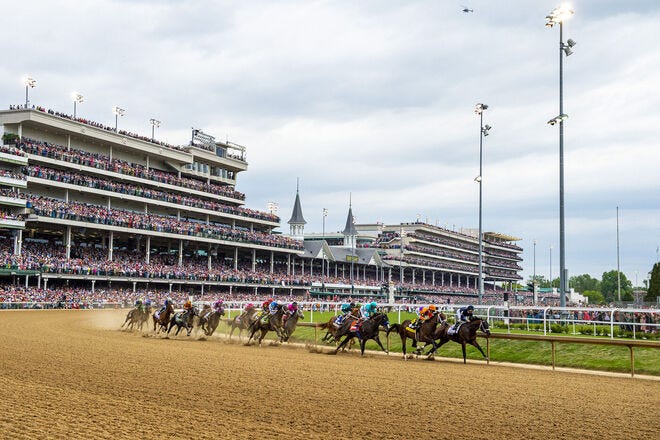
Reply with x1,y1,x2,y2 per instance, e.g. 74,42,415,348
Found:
461,5,474,13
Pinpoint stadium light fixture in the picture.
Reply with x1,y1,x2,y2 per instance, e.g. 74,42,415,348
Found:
71,92,84,118
547,114,568,126
149,118,161,141
475,102,490,304
546,4,576,308
322,207,328,288
113,106,125,132
23,76,36,108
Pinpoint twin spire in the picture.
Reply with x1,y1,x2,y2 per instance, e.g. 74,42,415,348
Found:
287,180,356,247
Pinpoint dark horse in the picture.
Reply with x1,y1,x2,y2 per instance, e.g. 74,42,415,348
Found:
121,307,141,330
168,306,199,337
152,303,174,333
334,312,390,356
229,307,259,341
319,306,361,344
197,305,225,336
387,311,447,360
434,317,491,363
280,307,304,342
247,304,286,346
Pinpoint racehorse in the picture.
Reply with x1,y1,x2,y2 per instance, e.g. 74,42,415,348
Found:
247,304,286,346
136,305,152,331
387,311,446,359
152,303,174,334
319,306,361,343
433,316,491,363
168,306,199,337
280,307,304,342
121,307,140,330
334,312,390,356
229,307,259,341
197,304,225,336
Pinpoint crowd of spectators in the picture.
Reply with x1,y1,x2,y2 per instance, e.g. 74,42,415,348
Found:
25,195,302,250
15,137,246,200
0,144,26,157
26,165,278,222
382,254,478,274
408,231,480,252
0,168,25,181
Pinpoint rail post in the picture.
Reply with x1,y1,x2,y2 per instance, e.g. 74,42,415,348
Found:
486,337,490,365
551,340,556,370
543,308,549,336
629,345,634,377
610,308,616,340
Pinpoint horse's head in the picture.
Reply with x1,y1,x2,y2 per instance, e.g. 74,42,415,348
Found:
479,319,491,336
296,308,304,320
376,312,390,330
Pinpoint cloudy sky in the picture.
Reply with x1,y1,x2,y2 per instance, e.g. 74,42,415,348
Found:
2,0,658,285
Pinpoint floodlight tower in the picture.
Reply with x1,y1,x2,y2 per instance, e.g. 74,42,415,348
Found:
546,3,576,308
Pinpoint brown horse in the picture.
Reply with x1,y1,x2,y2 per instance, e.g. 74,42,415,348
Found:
433,317,491,363
121,307,140,330
197,305,225,336
229,307,259,341
152,303,174,333
247,304,286,346
319,306,361,343
334,312,390,356
387,311,446,360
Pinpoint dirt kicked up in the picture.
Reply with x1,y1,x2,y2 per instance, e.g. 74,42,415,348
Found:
0,309,658,440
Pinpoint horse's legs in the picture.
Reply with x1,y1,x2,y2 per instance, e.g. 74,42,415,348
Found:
461,342,467,364
470,340,488,361
258,329,267,346
360,338,367,356
335,334,352,353
372,335,388,354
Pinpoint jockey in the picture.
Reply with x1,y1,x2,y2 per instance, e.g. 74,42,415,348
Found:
268,300,279,315
134,298,143,307
335,302,354,326
452,305,474,331
183,300,193,310
360,301,378,320
286,301,298,315
412,304,435,329
158,298,172,315
213,299,224,313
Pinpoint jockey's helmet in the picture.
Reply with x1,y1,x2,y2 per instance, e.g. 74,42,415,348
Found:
467,305,474,311
429,304,437,312
370,301,377,308
184,300,192,309
246,303,254,309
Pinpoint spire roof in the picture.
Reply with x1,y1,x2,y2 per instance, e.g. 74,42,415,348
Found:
342,195,357,236
288,178,306,225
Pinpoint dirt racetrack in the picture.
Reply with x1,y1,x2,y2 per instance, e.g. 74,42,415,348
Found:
0,310,658,440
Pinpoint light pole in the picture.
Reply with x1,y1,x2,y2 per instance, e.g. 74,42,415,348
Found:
475,102,490,304
149,118,161,141
71,92,83,118
112,106,125,132
616,206,621,302
546,4,576,308
549,245,553,291
23,76,36,108
322,208,327,289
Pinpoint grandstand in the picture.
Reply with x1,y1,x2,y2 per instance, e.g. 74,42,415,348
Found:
0,105,524,305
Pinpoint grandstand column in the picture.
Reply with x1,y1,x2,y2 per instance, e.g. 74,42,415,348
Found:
178,240,183,267
287,254,291,275
169,283,172,294
412,269,415,284
43,278,48,291
334,263,337,278
132,282,136,293
177,210,180,221
65,189,69,202
423,270,426,285
270,251,274,274
109,146,112,161
206,214,210,225
207,245,212,271
145,236,150,264
450,274,453,287
144,204,148,214
65,226,72,260
234,248,238,270
310,259,313,276
400,267,404,283
108,231,114,261
17,123,22,138
251,249,256,272
24,275,29,288
13,229,22,256
301,259,304,275
107,197,111,210
67,134,70,151
432,271,435,286
292,257,296,276
145,156,149,171
388,267,392,281
91,280,95,294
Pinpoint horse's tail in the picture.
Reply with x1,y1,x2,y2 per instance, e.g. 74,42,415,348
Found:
317,320,332,330
387,323,401,336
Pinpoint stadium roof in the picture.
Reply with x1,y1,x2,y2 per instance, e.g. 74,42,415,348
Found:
484,232,521,242
287,181,306,225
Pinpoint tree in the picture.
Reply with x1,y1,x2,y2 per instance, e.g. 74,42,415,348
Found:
646,262,660,301
583,290,604,305
569,274,600,293
527,275,548,288
600,270,633,303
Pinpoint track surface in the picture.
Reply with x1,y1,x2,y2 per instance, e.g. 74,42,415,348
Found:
0,310,658,440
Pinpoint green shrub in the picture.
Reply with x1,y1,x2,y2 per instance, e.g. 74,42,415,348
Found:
577,325,592,335
2,133,19,144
